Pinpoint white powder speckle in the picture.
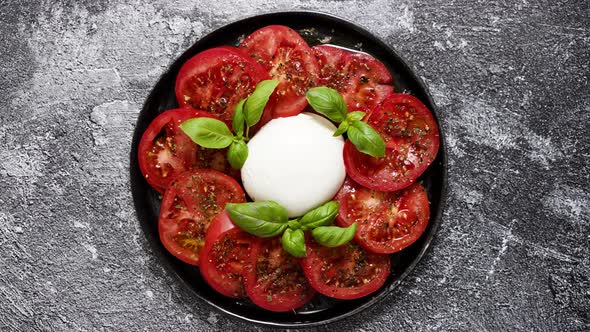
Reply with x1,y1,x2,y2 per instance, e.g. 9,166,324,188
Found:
455,99,519,150
434,40,446,51
397,4,415,33
206,311,218,325
44,281,58,295
464,189,483,206
0,148,47,178
543,186,589,223
525,131,563,166
83,243,98,260
73,220,87,228
90,100,139,146
487,229,512,279
441,91,563,166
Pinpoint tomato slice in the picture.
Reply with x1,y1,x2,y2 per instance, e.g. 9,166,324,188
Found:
175,46,269,123
242,237,315,312
199,211,254,298
343,52,393,113
138,109,235,193
301,238,390,299
335,177,430,254
312,45,349,90
312,45,393,113
344,93,440,191
158,169,246,266
240,25,319,118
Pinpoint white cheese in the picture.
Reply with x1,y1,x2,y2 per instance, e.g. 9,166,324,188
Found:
241,112,346,217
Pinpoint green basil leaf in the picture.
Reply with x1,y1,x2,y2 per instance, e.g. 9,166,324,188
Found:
244,80,279,127
311,223,357,248
346,111,366,122
225,201,288,238
333,121,349,137
306,87,347,122
288,219,301,230
180,117,233,149
227,140,248,169
347,120,386,157
281,228,307,257
232,99,246,137
300,201,340,231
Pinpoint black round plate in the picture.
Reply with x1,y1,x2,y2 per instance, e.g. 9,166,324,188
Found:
130,11,447,328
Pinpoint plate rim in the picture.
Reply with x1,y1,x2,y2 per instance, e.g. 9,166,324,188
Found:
130,9,448,328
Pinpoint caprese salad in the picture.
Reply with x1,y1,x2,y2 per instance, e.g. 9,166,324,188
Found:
138,25,440,312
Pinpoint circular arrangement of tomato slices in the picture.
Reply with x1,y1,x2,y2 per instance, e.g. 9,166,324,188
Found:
139,24,440,312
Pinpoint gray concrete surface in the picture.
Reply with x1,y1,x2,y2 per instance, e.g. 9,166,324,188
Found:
1,0,588,331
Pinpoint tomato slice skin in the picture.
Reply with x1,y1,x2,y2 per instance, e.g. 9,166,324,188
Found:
242,237,315,312
175,46,269,123
138,109,235,193
344,93,440,192
240,25,319,118
335,178,430,254
312,45,393,113
200,211,254,298
158,169,246,266
301,239,390,299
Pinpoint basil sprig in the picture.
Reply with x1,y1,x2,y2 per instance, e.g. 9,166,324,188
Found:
299,200,339,231
225,201,288,237
179,117,234,148
305,87,347,122
227,139,248,170
281,228,306,257
225,200,355,257
312,223,357,247
232,99,246,137
347,120,386,157
180,79,279,169
244,80,279,128
306,86,385,158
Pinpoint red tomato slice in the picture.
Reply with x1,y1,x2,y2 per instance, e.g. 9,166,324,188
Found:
312,45,349,89
242,237,315,312
240,25,319,118
301,239,390,299
199,211,254,298
175,46,269,123
344,93,440,192
312,45,393,113
335,178,430,254
158,169,246,266
138,109,236,193
343,52,393,113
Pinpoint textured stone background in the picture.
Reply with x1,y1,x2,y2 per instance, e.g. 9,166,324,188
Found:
1,0,589,331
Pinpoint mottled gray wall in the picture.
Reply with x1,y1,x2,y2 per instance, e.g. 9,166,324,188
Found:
0,0,588,331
